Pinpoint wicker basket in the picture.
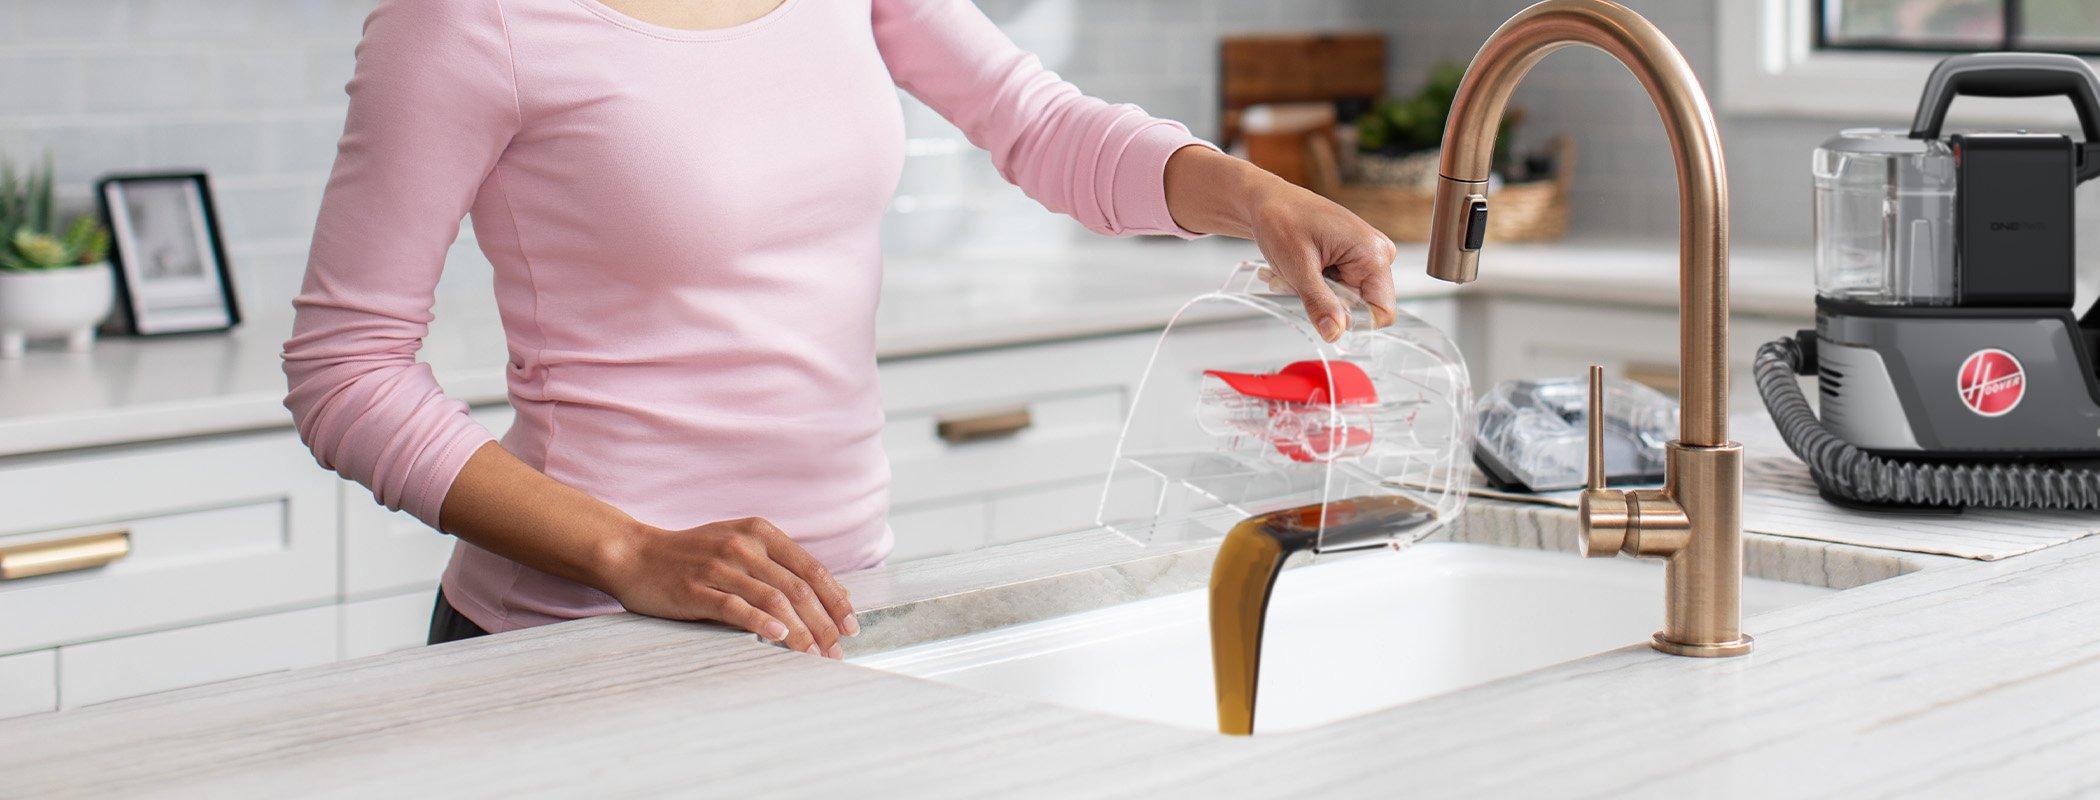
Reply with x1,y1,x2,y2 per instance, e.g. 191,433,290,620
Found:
1307,135,1575,243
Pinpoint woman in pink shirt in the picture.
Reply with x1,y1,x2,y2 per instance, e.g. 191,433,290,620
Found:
284,0,1401,656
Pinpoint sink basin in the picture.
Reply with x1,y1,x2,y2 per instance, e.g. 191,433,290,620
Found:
852,542,1834,733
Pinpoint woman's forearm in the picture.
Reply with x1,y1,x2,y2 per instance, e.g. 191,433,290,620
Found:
437,441,639,589
433,442,860,656
1161,144,1276,239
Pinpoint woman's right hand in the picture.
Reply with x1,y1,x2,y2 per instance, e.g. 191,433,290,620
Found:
600,517,859,659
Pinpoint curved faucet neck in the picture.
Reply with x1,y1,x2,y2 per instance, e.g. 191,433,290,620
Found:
1426,0,1731,446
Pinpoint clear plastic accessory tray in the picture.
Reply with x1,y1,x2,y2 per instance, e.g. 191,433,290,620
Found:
1095,262,1473,553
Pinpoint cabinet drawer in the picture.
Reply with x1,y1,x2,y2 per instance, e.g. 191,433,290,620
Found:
1480,299,1810,407
0,432,338,653
886,501,988,563
341,590,437,659
879,333,1153,414
340,405,513,597
879,319,1310,506
987,480,1102,546
0,649,56,719
885,390,1125,505
58,604,337,708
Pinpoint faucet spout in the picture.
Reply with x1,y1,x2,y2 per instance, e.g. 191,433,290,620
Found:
1425,0,1749,657
1427,0,1729,447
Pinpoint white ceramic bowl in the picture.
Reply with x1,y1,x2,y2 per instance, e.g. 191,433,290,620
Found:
0,262,114,357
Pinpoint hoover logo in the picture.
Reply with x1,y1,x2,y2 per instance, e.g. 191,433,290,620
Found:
1956,349,2025,417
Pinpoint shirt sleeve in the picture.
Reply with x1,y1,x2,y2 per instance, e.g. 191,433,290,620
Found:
280,0,518,529
871,0,1216,238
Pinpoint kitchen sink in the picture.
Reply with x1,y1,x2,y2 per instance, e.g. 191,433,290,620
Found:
851,542,1833,733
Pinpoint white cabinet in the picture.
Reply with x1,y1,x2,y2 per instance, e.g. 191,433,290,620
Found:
0,431,339,654
885,502,990,562
877,314,1334,559
57,605,338,709
340,590,439,659
1470,298,1810,407
986,479,1102,545
0,650,56,718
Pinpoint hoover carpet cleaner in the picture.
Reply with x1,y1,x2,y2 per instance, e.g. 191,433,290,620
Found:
1758,52,2100,510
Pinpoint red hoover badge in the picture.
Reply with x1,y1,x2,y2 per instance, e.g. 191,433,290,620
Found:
1956,348,2024,417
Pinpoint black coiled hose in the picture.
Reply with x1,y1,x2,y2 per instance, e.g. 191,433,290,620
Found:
1756,337,2100,510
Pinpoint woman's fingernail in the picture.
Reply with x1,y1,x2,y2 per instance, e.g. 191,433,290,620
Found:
806,644,822,656
763,621,790,642
841,615,860,636
825,643,844,659
1316,316,1342,341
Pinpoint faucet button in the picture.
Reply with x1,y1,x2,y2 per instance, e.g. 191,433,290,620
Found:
1462,197,1489,251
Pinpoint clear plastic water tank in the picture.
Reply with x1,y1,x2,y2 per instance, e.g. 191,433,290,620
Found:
1096,262,1472,554
1812,128,1957,304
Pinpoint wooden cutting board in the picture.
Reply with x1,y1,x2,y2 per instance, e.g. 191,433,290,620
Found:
1218,32,1386,148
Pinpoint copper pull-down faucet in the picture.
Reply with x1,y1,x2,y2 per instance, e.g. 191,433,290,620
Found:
1426,0,1750,658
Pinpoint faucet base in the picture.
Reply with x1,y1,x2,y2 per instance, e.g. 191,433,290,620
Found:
1651,632,1753,658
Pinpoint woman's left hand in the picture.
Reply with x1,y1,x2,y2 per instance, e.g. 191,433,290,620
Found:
1164,145,1399,343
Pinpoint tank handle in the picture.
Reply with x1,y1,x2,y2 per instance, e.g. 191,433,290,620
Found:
1909,52,2100,142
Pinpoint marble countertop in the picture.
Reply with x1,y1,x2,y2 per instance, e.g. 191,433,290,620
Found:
0,236,1811,458
7,495,2097,798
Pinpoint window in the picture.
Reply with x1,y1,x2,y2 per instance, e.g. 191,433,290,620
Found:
1718,0,2100,119
1818,0,2100,54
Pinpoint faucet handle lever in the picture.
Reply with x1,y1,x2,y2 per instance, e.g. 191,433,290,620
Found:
1585,365,1606,492
1577,365,1690,560
1577,365,1629,558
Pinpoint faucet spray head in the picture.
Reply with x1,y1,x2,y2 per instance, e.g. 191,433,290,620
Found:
1426,176,1490,284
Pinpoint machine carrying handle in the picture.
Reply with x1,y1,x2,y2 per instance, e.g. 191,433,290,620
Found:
1910,52,2100,142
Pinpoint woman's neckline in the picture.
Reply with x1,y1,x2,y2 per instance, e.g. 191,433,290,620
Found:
565,0,802,42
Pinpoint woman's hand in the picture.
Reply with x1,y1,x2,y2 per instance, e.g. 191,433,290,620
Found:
601,517,859,659
1163,145,1399,342
438,444,860,657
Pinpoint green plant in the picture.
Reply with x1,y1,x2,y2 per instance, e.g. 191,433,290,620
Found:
1355,62,1518,167
0,154,109,271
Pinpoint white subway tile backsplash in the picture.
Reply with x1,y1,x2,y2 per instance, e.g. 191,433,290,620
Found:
260,116,346,174
131,0,265,40
218,51,319,108
2,125,147,183
12,0,131,43
140,120,267,176
0,55,83,115
304,46,356,100
213,182,321,243
80,52,221,112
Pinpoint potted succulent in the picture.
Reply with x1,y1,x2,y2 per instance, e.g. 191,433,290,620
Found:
1351,62,1523,189
0,155,113,358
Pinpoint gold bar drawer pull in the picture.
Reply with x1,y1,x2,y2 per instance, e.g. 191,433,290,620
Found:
936,407,1033,444
0,530,132,580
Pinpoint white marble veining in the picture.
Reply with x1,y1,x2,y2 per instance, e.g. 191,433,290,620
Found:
15,496,2099,798
0,237,1812,458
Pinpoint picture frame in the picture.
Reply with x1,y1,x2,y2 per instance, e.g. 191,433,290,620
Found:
96,172,241,335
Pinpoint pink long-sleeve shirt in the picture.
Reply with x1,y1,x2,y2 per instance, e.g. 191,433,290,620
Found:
282,0,1207,632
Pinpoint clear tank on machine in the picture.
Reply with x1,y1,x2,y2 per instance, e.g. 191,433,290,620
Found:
1812,127,1958,304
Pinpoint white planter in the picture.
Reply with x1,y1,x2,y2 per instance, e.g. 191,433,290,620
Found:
0,262,115,358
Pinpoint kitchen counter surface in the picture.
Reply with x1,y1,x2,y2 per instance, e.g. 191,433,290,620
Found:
0,236,1811,458
4,493,2096,798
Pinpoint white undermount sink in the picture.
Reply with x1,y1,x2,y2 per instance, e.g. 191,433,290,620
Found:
853,542,1833,733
